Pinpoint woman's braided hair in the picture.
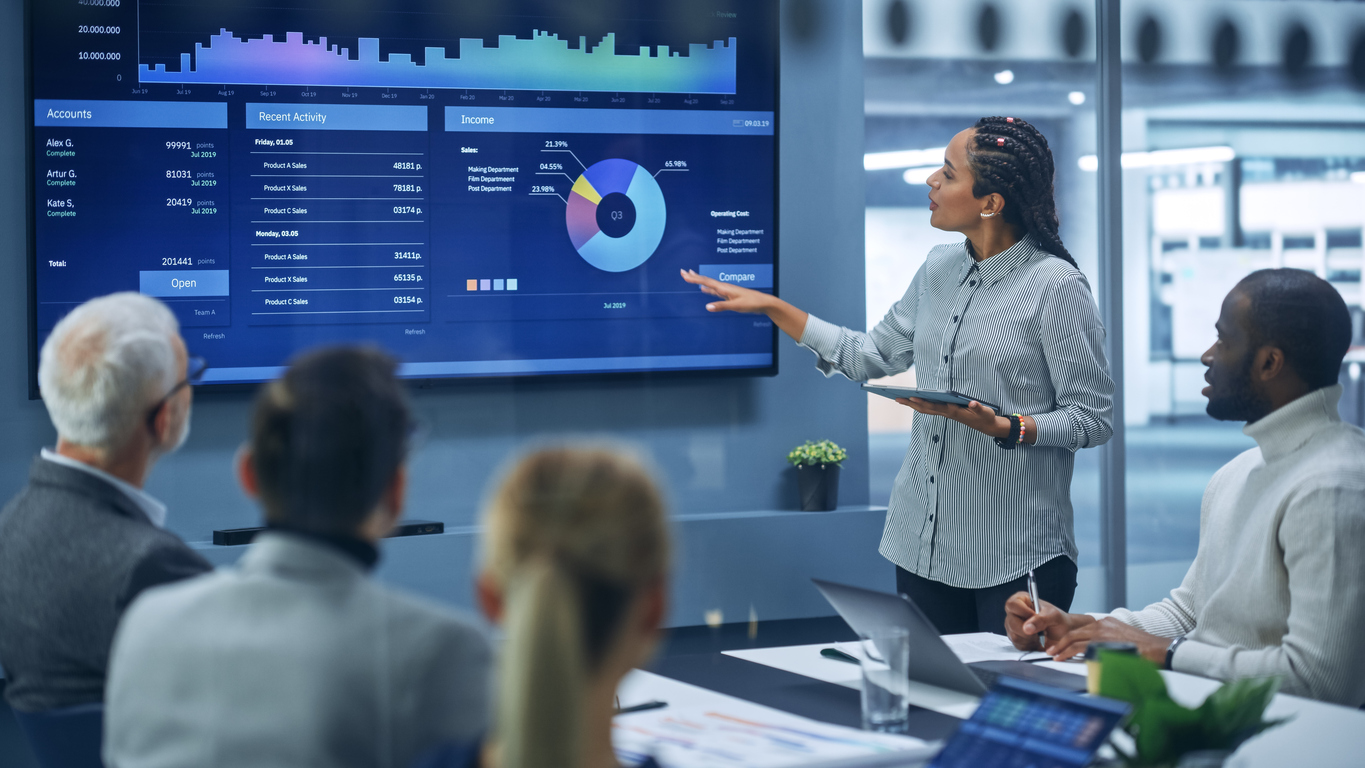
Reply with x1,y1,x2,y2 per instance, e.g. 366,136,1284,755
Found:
966,116,1078,269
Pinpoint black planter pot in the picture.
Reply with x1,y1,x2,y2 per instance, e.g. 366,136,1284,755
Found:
797,464,840,511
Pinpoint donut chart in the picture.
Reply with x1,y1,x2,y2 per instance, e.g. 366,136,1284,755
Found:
566,159,667,273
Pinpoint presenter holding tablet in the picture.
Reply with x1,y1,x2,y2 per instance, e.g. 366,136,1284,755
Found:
683,117,1113,635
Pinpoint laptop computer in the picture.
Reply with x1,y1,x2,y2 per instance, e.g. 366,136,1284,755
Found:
812,578,1087,695
928,676,1129,768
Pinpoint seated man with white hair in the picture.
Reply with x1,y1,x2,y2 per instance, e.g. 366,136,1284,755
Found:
0,292,210,714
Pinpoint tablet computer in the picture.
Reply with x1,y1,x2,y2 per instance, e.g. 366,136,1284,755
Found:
860,384,1001,414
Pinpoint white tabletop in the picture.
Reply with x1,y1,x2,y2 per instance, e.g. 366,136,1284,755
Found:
613,670,938,768
718,636,1365,768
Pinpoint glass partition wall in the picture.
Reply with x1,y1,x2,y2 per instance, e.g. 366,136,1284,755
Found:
1117,0,1365,607
863,0,1365,611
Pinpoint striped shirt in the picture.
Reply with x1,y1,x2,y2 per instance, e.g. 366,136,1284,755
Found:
800,237,1114,588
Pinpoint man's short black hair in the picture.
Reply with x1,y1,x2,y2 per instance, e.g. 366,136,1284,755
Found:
250,346,412,535
1235,269,1351,389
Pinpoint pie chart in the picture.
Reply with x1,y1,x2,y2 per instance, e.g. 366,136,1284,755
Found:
565,158,667,273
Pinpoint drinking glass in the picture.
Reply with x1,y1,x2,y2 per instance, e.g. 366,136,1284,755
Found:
858,626,911,733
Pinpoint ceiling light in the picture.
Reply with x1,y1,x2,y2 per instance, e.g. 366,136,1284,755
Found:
902,166,937,185
1077,146,1236,171
994,69,1015,85
1068,91,1086,105
864,147,947,171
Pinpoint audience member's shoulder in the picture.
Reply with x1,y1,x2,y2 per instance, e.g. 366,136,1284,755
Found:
1331,420,1365,463
118,543,228,623
1305,420,1365,482
117,534,213,608
380,583,490,649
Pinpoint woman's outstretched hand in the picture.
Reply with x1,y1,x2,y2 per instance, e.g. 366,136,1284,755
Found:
681,269,810,341
680,269,773,313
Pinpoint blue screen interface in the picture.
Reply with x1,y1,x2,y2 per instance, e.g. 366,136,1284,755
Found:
30,1,778,384
930,678,1130,768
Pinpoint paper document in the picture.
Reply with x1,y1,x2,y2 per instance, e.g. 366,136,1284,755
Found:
941,632,1049,664
614,704,929,768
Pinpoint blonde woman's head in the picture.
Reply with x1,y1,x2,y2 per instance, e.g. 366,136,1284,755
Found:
477,445,670,768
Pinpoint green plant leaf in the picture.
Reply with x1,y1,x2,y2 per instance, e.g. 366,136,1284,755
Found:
1130,698,1203,764
1197,677,1287,750
1098,650,1170,706
1099,654,1292,766
787,439,846,467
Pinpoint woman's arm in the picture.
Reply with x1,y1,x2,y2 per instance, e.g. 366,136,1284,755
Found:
895,399,1038,443
1031,274,1115,451
682,268,921,382
898,271,1111,445
681,270,808,340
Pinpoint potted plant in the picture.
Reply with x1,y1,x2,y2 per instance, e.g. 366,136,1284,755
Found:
1096,650,1289,767
787,440,847,512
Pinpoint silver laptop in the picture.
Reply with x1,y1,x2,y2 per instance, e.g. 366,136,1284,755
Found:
812,578,1086,695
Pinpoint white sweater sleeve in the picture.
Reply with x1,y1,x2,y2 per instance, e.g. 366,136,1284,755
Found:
1107,567,1200,638
1172,483,1365,705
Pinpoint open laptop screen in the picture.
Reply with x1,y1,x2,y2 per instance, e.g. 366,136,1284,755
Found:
929,677,1129,768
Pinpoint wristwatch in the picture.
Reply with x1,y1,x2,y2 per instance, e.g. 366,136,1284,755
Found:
1164,635,1187,670
994,414,1023,450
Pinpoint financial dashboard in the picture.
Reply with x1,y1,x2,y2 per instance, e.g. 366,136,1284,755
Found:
28,0,778,388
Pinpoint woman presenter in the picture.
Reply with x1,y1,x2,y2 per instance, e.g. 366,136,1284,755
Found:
683,117,1113,635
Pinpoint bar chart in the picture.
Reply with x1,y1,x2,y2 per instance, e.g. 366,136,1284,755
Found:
140,29,737,94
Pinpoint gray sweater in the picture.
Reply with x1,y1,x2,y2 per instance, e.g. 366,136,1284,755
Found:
1110,385,1365,706
105,532,491,768
0,458,210,712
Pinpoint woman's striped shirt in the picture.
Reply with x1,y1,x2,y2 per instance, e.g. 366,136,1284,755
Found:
800,237,1114,588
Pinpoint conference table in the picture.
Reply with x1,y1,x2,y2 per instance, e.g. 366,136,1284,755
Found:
615,633,1365,767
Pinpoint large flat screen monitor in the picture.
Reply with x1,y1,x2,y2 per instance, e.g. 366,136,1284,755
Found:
27,0,778,390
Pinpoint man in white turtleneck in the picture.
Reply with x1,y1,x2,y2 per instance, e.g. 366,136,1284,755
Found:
1005,269,1365,708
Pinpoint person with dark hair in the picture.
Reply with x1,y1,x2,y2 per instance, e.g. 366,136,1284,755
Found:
103,347,492,768
1006,270,1365,707
683,117,1113,635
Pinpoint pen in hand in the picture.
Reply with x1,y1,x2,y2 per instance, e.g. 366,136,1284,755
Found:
1026,569,1046,652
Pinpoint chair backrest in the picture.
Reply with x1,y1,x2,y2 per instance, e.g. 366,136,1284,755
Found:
12,702,105,768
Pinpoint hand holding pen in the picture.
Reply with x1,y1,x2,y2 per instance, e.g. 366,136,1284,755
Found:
1003,588,1089,656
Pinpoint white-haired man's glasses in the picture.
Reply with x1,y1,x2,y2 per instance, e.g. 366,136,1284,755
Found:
145,356,207,435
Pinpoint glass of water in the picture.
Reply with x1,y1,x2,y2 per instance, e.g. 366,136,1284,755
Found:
858,626,911,733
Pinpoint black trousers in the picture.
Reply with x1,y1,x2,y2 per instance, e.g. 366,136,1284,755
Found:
895,555,1077,636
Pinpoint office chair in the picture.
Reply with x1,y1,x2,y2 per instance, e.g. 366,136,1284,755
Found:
12,702,105,768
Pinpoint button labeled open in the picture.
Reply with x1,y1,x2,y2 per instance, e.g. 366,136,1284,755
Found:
139,270,230,297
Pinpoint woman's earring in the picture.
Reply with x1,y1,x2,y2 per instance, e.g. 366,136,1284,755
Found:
980,212,996,218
